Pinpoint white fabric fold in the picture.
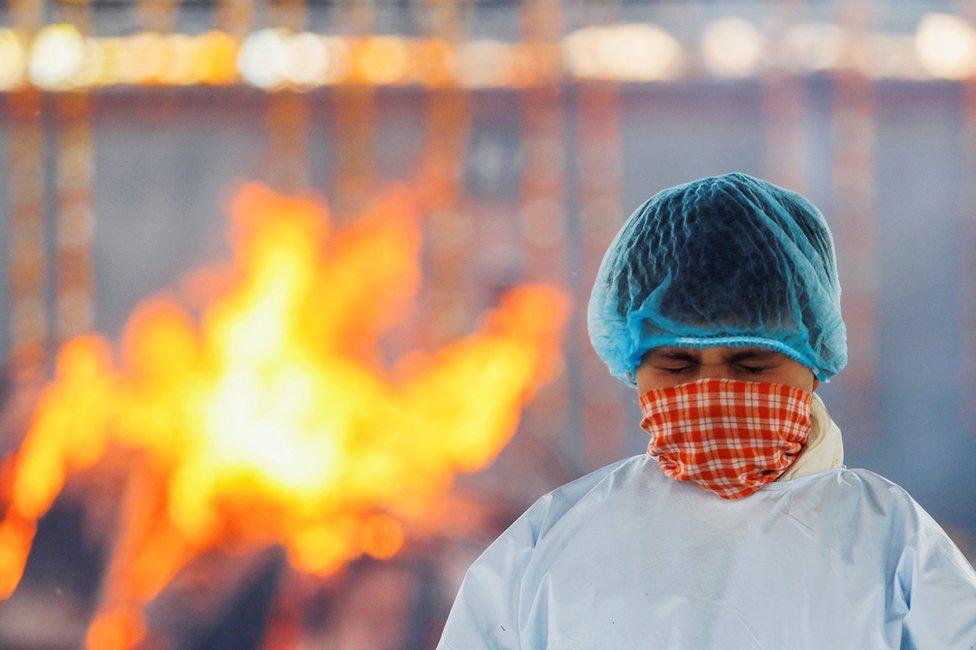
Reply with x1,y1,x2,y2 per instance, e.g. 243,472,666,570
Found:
777,391,845,482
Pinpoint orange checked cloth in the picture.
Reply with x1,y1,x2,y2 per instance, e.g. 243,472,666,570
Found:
638,377,815,500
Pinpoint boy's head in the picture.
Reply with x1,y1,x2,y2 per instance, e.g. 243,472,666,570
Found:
587,172,846,387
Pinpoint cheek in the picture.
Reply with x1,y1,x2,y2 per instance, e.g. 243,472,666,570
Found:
645,378,688,392
636,369,693,393
766,367,816,392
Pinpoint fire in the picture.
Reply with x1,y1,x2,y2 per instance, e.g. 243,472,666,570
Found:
0,183,571,647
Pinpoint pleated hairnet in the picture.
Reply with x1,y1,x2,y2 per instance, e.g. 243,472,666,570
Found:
586,172,847,386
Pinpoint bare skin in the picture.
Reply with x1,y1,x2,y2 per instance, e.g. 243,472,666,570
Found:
635,346,820,395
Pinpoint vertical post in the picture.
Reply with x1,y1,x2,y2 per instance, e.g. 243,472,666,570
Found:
518,0,575,472
137,0,179,34
962,3,976,423
214,0,254,40
573,1,629,466
831,0,878,444
332,0,376,220
54,0,96,344
266,0,310,195
762,1,808,193
6,0,48,396
413,0,473,350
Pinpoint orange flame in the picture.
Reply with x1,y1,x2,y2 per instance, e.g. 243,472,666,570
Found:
0,183,571,647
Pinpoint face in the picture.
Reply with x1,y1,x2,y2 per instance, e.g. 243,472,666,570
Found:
635,346,820,395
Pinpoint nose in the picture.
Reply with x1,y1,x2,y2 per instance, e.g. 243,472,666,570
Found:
694,364,736,381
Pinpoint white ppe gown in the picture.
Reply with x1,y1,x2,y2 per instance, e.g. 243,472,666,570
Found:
437,455,976,649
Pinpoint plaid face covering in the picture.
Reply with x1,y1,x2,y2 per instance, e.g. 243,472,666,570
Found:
639,377,814,500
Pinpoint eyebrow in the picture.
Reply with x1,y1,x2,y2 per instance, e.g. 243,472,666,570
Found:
649,348,780,362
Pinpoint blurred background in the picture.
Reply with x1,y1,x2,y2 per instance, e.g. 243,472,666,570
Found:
1,0,976,648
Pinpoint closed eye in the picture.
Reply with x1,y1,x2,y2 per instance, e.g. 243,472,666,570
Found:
737,365,771,374
656,366,693,374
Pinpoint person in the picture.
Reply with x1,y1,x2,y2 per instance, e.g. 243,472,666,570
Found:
436,172,976,648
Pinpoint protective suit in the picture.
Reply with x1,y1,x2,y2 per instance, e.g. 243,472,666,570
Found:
438,393,976,649
438,173,976,648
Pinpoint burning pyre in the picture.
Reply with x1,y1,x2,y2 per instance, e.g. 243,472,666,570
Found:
0,183,570,647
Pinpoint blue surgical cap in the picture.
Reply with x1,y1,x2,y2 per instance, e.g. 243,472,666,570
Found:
586,172,847,387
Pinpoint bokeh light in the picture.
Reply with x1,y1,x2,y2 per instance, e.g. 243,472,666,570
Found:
350,36,411,86
915,13,976,79
454,40,516,88
120,32,172,85
194,31,240,85
8,15,976,90
564,23,683,82
28,24,86,90
701,17,765,78
780,23,845,73
0,29,27,91
238,28,292,90
282,32,329,87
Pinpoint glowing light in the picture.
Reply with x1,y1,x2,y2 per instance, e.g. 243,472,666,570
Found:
454,40,516,88
412,38,454,87
118,32,172,85
512,43,562,87
238,31,349,89
915,13,976,80
28,24,86,90
350,36,410,85
700,17,765,78
90,37,121,86
0,29,27,90
195,31,240,85
862,34,926,80
73,38,106,87
9,19,969,90
237,28,291,89
159,33,204,85
283,32,330,86
317,36,352,84
564,23,683,82
780,23,845,73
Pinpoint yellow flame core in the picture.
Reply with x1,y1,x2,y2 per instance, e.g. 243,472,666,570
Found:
0,183,571,646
